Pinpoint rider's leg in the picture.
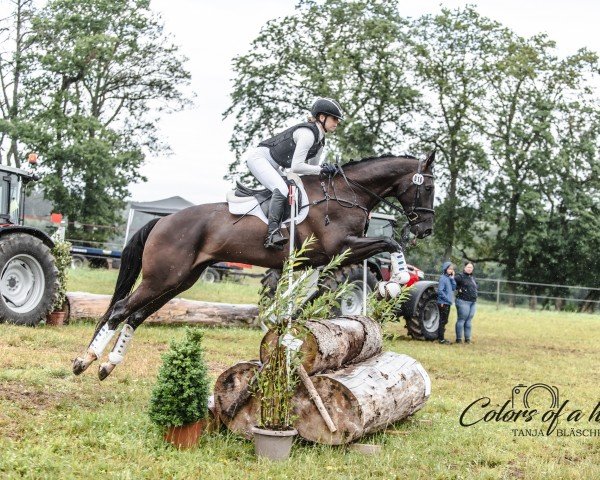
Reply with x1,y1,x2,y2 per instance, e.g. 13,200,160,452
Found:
246,151,289,249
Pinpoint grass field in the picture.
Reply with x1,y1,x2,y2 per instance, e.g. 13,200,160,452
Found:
1,271,599,479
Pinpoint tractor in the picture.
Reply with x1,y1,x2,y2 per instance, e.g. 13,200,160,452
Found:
0,161,58,326
261,213,441,340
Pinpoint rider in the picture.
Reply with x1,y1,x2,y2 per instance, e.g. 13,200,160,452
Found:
244,97,343,249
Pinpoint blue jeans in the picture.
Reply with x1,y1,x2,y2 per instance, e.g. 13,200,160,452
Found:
455,298,476,341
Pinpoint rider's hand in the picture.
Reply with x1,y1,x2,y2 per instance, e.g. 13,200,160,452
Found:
320,163,339,176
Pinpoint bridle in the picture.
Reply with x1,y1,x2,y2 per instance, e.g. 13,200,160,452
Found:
342,159,435,225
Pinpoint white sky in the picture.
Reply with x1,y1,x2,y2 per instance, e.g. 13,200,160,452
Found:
133,0,600,204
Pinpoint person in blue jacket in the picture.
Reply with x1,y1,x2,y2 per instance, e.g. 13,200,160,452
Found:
437,261,456,344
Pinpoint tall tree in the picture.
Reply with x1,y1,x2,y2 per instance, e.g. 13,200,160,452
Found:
225,0,420,183
408,6,506,259
0,0,37,167
22,0,190,240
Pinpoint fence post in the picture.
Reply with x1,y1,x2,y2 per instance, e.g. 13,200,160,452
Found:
496,280,500,309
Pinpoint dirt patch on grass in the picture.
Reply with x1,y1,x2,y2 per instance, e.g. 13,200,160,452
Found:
0,382,64,409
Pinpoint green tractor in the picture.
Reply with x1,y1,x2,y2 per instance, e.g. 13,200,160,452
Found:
0,163,59,326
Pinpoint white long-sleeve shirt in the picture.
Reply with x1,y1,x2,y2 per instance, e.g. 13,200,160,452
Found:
288,124,325,175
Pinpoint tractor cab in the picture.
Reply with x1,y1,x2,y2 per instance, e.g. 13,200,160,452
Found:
0,164,37,226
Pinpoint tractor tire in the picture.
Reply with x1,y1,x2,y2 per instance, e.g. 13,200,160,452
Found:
201,267,221,283
260,268,281,297
0,234,59,326
404,286,439,340
330,265,377,316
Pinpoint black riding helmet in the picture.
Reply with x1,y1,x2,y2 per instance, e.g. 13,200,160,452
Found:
311,98,344,121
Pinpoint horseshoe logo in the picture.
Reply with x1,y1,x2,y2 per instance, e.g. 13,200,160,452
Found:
412,173,424,185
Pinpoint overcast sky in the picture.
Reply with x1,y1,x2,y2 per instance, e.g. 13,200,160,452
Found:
134,0,600,205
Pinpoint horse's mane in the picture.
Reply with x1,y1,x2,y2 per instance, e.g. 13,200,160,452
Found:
342,153,418,168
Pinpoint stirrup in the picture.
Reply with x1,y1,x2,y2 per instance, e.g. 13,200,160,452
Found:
264,230,288,250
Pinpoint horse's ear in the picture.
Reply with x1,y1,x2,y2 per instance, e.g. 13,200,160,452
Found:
425,149,436,170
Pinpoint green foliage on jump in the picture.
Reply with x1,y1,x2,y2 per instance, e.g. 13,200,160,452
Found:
51,240,72,311
148,328,210,428
255,236,351,429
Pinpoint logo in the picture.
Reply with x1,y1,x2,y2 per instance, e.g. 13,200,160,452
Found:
459,384,600,437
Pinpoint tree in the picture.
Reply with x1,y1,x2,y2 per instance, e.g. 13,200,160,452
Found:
23,0,191,240
476,33,598,298
408,6,506,259
225,0,420,183
0,0,37,167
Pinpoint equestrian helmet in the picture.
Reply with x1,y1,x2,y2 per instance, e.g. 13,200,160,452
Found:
311,98,344,120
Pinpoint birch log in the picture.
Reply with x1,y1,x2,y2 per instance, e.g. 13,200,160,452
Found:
66,292,258,327
260,316,382,375
213,360,261,439
293,351,431,445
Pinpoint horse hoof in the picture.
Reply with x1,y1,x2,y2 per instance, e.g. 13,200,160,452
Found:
98,362,115,381
72,357,92,375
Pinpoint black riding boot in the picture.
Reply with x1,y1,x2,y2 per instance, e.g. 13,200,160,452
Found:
264,190,288,250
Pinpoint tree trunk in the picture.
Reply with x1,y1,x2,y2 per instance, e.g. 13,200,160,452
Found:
578,290,599,314
66,292,258,327
260,315,382,375
213,360,261,440
292,352,430,444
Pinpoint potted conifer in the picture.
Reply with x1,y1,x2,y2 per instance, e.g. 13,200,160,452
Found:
46,240,71,326
148,328,210,449
252,237,350,461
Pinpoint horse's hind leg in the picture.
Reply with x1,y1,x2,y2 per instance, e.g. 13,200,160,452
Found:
97,270,205,380
72,306,123,375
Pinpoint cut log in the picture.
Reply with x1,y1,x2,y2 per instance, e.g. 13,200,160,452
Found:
293,351,430,445
213,360,261,439
66,292,258,327
260,315,382,375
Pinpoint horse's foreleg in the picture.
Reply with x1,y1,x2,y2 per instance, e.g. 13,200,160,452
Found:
338,235,401,263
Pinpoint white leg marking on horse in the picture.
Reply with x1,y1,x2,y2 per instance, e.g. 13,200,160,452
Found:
108,324,135,365
89,324,116,359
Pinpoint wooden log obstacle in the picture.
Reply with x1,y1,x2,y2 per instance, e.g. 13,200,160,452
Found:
213,315,431,445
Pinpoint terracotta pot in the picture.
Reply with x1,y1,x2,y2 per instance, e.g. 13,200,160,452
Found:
164,419,206,449
46,310,67,326
252,426,297,461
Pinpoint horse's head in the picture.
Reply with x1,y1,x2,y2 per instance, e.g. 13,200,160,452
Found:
396,151,435,239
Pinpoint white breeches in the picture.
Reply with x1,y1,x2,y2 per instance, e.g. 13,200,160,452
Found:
244,147,288,196
390,251,410,284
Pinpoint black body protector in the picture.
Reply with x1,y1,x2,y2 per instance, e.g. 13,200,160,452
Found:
258,122,324,168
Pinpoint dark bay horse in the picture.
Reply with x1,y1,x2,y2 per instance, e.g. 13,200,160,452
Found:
73,153,435,379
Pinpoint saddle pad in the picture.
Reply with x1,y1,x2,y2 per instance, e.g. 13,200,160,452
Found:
226,173,310,225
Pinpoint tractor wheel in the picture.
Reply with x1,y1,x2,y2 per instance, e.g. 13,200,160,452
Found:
330,265,377,316
201,267,221,283
0,234,59,326
405,286,439,340
260,268,281,298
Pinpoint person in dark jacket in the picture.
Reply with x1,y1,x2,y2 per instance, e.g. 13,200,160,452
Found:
437,261,456,344
454,262,478,344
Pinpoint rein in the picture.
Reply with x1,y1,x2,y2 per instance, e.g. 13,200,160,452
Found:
313,159,434,225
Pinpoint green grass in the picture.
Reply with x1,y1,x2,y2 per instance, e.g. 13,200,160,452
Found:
66,267,263,304
1,290,599,478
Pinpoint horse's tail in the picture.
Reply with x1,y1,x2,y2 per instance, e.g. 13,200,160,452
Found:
99,218,161,322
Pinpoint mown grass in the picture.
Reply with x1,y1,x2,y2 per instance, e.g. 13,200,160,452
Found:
1,277,599,479
66,267,263,304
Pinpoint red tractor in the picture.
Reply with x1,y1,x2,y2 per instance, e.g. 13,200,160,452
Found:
262,212,440,340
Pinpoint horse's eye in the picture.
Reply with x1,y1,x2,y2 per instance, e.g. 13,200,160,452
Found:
425,186,433,191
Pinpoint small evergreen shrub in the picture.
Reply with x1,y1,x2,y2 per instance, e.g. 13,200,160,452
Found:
148,328,210,428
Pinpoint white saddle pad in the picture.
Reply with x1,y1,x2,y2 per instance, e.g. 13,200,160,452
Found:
226,173,310,225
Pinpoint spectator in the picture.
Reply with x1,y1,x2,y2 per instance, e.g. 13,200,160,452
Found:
437,261,456,345
455,262,478,344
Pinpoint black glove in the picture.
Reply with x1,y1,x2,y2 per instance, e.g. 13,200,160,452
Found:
320,163,339,176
